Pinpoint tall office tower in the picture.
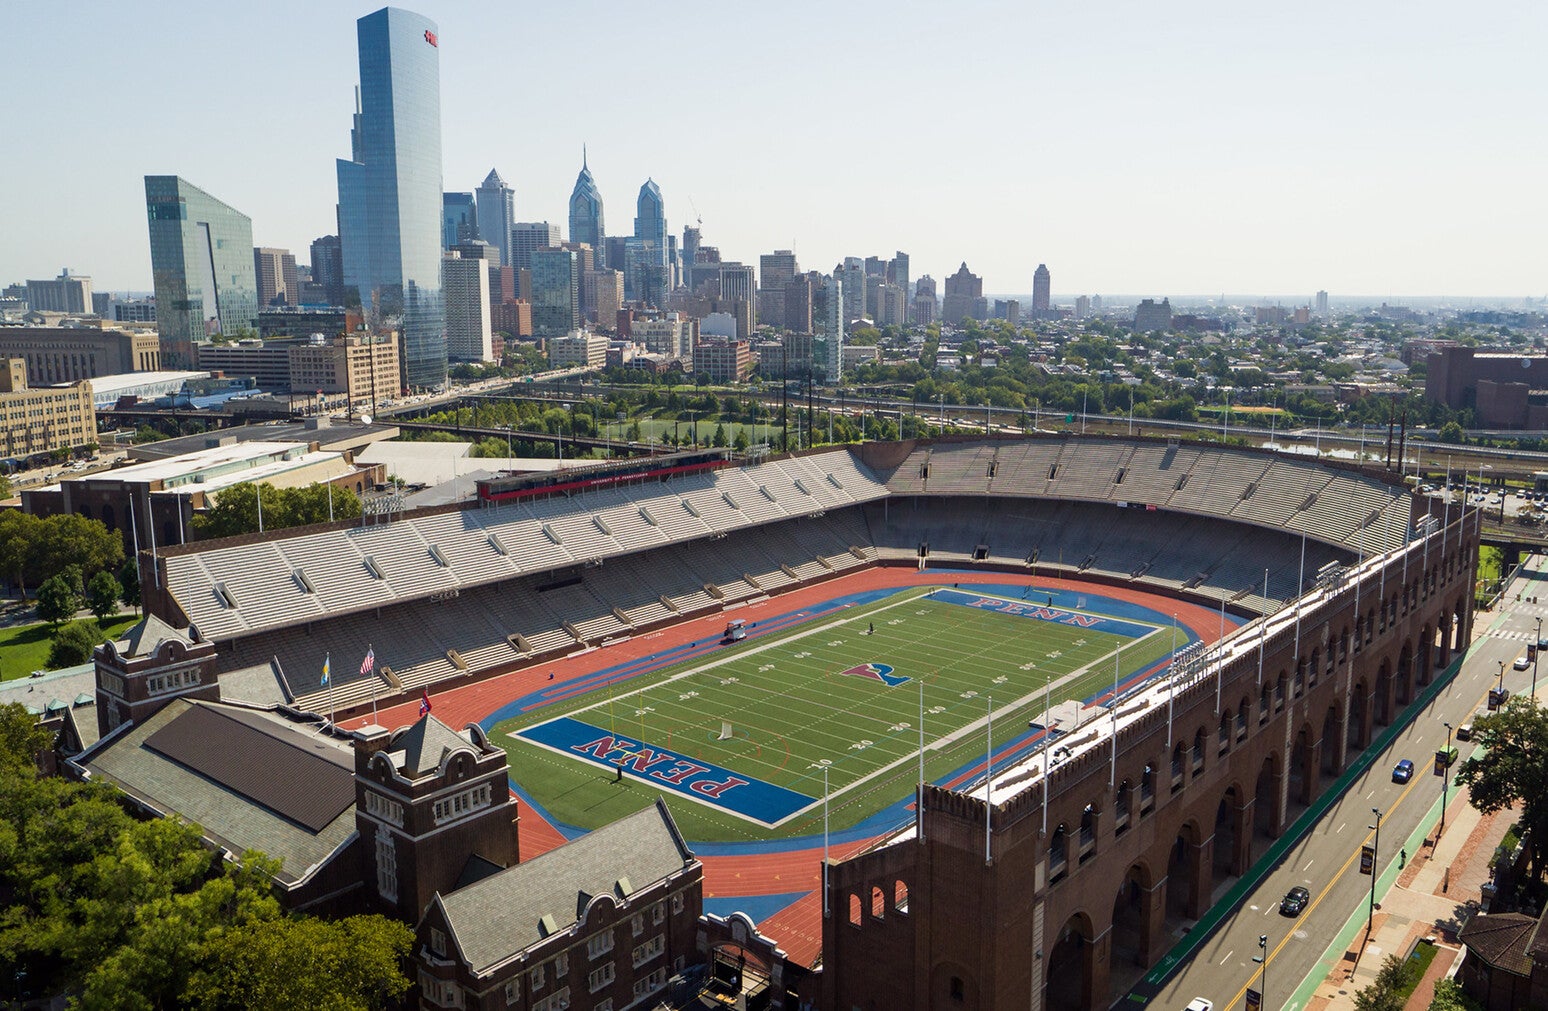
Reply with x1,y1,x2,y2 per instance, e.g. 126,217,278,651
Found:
837,257,867,322
624,240,668,308
1074,295,1091,319
310,235,344,305
336,6,444,389
603,236,628,277
145,175,259,367
1032,263,1051,312
584,269,623,327
682,227,701,275
1316,290,1329,314
820,276,844,383
556,242,595,316
633,179,668,269
886,251,909,292
530,247,579,336
441,192,476,249
717,263,756,337
475,169,514,266
253,247,299,307
864,255,886,277
509,222,561,272
25,269,94,314
568,150,605,265
757,250,798,331
442,251,493,362
941,262,983,324
784,274,814,335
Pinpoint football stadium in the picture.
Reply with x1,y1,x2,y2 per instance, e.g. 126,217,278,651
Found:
135,433,1474,1009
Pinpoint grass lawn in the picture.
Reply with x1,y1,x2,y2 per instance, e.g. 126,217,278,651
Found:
0,613,141,681
495,585,1181,843
1393,940,1440,1003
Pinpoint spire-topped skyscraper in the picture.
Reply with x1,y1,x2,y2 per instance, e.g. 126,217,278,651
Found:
568,147,605,265
475,168,514,267
633,177,667,254
336,7,445,390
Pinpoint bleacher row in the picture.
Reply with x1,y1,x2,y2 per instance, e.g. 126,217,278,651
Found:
164,451,882,643
268,510,875,709
863,497,1346,614
883,439,1411,554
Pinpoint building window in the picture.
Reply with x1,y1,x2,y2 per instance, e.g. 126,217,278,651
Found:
587,963,615,993
530,963,544,991
375,833,397,902
671,892,685,915
430,928,447,957
364,791,404,826
632,934,664,968
432,782,493,825
586,930,613,960
532,988,570,1011
503,979,519,1005
595,1002,613,1011
630,912,643,937
554,952,568,977
652,901,665,925
632,968,667,1001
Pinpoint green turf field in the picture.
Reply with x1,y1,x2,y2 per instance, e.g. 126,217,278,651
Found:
494,586,1179,843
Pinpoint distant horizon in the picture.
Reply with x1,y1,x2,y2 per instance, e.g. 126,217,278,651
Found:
5,2,1545,297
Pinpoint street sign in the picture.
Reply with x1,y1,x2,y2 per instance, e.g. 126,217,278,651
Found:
1245,989,1262,1010
1360,844,1375,875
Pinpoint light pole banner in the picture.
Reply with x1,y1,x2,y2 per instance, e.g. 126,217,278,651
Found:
1360,844,1375,875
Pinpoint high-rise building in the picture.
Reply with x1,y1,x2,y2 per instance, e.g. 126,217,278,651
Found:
253,247,299,307
821,276,844,383
25,270,94,315
530,248,579,337
441,192,476,250
633,178,668,271
838,257,867,323
940,262,983,324
145,175,259,366
994,299,1020,325
475,169,514,267
887,251,910,292
1032,263,1051,312
877,282,907,326
509,222,561,272
757,250,798,331
336,6,445,389
864,255,887,277
584,269,623,328
568,150,605,266
444,245,494,363
624,240,668,308
1316,290,1329,314
0,358,95,461
718,263,756,334
310,235,344,306
1075,295,1091,319
784,274,814,335
1133,298,1173,333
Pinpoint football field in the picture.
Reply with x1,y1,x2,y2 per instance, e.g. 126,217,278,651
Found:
495,584,1187,843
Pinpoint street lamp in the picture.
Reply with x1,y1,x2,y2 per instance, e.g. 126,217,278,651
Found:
1497,659,1506,701
1535,618,1542,699
1441,722,1453,835
1252,933,1267,1008
1368,808,1382,936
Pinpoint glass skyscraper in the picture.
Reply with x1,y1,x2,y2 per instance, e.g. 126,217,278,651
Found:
144,175,258,368
442,192,476,250
568,151,605,266
531,248,579,337
633,178,667,260
337,7,445,390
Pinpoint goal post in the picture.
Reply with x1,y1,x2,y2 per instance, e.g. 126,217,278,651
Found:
718,721,734,741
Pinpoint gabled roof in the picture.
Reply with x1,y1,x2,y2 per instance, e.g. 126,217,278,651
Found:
395,714,473,776
1460,911,1537,976
117,613,189,658
434,799,694,973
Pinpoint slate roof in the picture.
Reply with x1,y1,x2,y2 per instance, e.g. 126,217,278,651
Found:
436,800,694,974
0,663,95,715
216,660,291,706
1460,911,1536,976
75,699,356,886
117,613,187,658
394,715,473,776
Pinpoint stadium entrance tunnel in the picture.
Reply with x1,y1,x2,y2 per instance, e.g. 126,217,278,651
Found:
1253,753,1283,840
1110,861,1160,970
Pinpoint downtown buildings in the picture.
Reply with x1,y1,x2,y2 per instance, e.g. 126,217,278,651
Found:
336,6,445,390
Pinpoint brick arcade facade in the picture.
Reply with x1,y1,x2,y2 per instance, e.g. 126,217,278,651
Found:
822,513,1479,1011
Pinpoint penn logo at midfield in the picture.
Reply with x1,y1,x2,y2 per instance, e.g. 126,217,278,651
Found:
840,662,909,687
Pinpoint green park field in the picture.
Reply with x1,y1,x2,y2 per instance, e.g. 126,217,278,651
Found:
494,585,1180,843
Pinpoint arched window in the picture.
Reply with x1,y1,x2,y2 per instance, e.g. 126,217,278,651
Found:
871,886,885,919
848,893,862,927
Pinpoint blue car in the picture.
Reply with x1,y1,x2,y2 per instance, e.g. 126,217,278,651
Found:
1392,759,1414,783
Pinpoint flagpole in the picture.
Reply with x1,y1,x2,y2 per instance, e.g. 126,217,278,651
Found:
325,652,334,727
1169,615,1177,749
1042,676,1051,835
822,765,830,918
368,643,377,726
918,676,926,842
985,695,993,864
1111,644,1120,788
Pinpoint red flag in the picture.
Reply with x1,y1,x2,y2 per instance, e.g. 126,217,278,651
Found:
419,689,432,717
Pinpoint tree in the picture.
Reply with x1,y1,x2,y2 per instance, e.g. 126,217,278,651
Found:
87,571,122,621
182,914,413,1010
1428,978,1483,1011
48,619,105,669
712,422,728,448
0,472,10,500
35,574,78,629
1438,420,1465,445
35,514,123,585
1457,696,1548,876
0,511,43,595
118,559,140,611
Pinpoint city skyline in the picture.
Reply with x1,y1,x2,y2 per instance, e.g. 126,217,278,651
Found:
4,1,1546,298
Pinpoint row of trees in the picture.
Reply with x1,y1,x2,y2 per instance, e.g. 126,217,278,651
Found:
0,704,413,1008
192,482,363,540
0,512,123,598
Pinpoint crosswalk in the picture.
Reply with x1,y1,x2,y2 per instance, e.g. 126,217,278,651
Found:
1490,629,1534,641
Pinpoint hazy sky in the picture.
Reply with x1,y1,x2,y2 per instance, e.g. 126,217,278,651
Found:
4,1,1545,299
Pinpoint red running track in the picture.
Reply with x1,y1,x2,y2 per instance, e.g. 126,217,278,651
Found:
360,566,1227,965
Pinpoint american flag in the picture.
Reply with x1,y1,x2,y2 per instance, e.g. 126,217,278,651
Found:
419,689,432,717
360,647,375,676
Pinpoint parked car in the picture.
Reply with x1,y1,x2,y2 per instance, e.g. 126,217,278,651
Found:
1184,1000,1214,1011
1392,758,1414,783
1280,886,1311,916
